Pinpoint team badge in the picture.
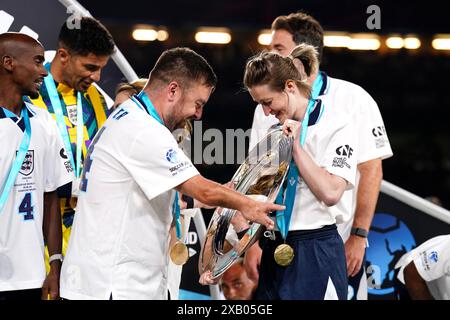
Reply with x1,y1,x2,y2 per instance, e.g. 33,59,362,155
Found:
66,104,78,125
166,148,179,164
19,150,34,176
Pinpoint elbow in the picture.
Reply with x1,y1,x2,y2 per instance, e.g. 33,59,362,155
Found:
322,191,342,207
321,184,346,207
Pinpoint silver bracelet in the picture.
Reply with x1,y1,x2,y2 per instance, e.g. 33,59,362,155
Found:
49,253,64,264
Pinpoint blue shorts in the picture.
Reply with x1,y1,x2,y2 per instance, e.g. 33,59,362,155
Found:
255,224,348,300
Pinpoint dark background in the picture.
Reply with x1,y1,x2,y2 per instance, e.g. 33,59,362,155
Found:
78,0,450,209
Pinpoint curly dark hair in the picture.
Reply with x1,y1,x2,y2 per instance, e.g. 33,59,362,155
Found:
58,17,115,56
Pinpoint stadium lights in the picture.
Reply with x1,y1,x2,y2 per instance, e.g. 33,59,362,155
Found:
157,30,169,41
323,32,351,48
195,28,231,44
348,34,381,50
258,29,272,46
403,36,421,49
132,25,168,42
386,36,404,49
432,35,450,50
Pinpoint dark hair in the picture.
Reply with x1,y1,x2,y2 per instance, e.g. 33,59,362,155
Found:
243,51,311,98
149,47,217,89
272,12,324,62
58,17,115,56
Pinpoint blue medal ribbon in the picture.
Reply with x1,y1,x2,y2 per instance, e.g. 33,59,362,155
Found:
43,62,83,177
0,104,32,214
132,91,182,241
275,73,324,240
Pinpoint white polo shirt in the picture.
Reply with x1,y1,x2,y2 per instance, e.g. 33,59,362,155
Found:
0,103,74,292
60,98,199,300
249,73,392,233
396,235,450,300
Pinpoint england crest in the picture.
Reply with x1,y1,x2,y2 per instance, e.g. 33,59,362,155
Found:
66,104,78,125
20,150,34,176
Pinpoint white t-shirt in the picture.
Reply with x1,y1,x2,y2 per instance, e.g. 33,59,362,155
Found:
0,103,74,291
249,73,392,233
396,235,450,300
60,98,199,300
288,96,358,230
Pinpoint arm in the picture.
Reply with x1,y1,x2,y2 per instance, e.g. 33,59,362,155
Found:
176,175,283,229
346,158,382,276
293,146,347,206
244,242,262,283
403,262,434,300
42,191,62,300
283,121,347,206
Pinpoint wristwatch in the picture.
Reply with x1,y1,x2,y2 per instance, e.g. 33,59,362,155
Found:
351,227,368,238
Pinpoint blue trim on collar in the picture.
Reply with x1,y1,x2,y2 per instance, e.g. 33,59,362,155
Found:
307,99,323,126
318,71,328,95
0,103,35,132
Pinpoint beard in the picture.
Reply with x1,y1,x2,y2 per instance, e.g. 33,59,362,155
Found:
25,88,39,99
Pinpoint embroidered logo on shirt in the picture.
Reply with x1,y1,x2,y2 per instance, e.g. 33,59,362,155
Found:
336,145,354,158
429,251,439,263
332,145,353,169
372,126,387,149
166,148,180,164
19,150,34,176
66,104,78,126
59,148,73,173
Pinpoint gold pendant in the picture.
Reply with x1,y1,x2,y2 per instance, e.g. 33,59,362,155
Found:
170,241,189,265
274,243,294,266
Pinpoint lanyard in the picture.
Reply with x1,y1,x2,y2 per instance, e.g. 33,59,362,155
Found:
131,91,182,240
275,73,324,239
0,105,31,214
133,91,164,125
43,63,83,177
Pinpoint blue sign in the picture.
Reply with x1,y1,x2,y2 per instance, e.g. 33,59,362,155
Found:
366,213,416,296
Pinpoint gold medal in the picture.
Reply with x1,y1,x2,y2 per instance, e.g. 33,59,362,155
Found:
170,241,189,265
274,243,294,266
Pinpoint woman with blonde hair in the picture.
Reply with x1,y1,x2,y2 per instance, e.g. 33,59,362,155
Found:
243,44,357,300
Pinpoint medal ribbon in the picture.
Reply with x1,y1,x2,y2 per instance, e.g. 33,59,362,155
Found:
275,73,323,240
44,63,83,177
0,104,32,214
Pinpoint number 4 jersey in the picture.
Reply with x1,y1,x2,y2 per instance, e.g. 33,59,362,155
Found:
0,103,74,291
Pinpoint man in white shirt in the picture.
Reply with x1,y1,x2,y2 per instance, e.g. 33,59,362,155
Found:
396,235,450,300
60,47,283,300
245,12,393,300
0,33,74,300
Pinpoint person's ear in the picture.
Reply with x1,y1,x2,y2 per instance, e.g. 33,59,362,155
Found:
58,48,70,65
1,55,14,72
167,81,180,102
285,80,296,94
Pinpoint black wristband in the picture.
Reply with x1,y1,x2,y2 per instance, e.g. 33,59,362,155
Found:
181,194,194,209
351,227,368,238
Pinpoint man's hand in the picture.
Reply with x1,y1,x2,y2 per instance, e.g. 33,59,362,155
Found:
240,201,282,230
199,270,219,286
345,235,366,277
244,243,262,283
41,262,61,300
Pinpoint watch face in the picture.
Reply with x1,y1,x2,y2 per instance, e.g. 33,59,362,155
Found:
200,127,293,279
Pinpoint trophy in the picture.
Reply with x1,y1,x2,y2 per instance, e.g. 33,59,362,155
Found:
199,125,293,279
